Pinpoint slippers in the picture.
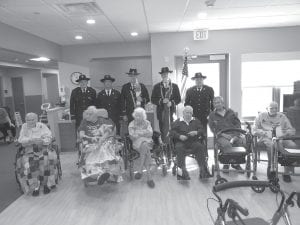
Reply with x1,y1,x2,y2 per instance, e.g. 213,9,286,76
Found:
97,173,110,185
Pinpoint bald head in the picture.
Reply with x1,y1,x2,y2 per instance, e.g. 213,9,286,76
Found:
267,101,279,116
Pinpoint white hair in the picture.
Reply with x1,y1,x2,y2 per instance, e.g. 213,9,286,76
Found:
132,107,147,120
25,112,38,122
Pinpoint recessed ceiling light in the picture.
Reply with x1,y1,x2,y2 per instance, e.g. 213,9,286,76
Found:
75,35,83,40
131,32,138,36
197,12,207,19
86,19,95,24
30,57,50,62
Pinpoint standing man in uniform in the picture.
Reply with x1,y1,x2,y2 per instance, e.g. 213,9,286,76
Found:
151,67,181,142
185,72,214,138
96,75,121,134
70,74,96,129
120,68,150,122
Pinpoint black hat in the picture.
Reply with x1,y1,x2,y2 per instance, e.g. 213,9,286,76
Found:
191,72,206,80
159,67,173,74
126,68,140,76
100,75,115,82
76,74,90,82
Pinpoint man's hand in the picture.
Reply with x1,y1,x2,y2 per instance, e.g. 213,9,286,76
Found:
123,115,128,121
167,102,172,107
179,135,188,141
163,98,169,104
188,131,198,136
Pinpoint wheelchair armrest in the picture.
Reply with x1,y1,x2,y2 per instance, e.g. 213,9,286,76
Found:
217,128,247,136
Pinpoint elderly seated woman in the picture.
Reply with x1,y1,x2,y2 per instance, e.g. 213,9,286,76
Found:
16,112,58,196
78,106,124,185
128,107,155,188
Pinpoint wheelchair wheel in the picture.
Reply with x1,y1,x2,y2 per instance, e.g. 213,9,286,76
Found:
269,180,280,193
215,177,227,185
251,176,265,193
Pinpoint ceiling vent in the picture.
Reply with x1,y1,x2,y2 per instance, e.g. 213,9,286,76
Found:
55,1,103,16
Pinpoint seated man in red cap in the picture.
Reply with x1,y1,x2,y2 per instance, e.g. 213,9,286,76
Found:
70,73,96,129
96,75,121,135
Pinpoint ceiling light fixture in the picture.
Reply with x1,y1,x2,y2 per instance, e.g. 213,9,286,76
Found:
86,19,95,24
30,57,50,62
75,35,83,40
131,32,138,36
205,0,216,7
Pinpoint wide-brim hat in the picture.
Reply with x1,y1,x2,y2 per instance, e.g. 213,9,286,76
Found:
191,72,207,80
100,74,115,82
126,68,140,76
76,74,90,82
159,67,173,74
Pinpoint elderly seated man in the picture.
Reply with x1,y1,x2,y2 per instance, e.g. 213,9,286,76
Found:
16,112,58,196
208,96,246,172
170,105,209,180
253,101,297,182
78,106,124,185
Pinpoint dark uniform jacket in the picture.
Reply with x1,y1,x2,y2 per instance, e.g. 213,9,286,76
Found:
120,82,150,122
184,85,214,126
151,81,181,122
170,118,205,147
96,89,121,126
70,86,96,128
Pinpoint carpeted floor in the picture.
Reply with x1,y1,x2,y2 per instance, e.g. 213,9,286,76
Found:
0,141,22,212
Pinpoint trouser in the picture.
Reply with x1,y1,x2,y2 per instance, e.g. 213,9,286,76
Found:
175,141,206,171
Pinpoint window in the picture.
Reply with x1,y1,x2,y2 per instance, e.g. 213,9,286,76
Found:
241,60,300,117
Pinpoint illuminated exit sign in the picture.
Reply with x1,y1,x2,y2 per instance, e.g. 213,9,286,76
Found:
193,29,208,40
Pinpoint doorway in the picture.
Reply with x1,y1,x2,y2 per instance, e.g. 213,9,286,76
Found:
11,77,26,121
43,73,59,107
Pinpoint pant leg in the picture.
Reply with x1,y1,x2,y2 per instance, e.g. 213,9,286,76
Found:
216,137,232,152
175,142,187,170
190,141,206,169
282,140,298,174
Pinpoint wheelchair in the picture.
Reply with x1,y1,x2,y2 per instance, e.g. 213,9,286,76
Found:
14,138,62,194
171,134,214,180
267,128,300,193
213,125,259,188
77,135,126,186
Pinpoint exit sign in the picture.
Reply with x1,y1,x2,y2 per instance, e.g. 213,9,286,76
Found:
193,29,208,40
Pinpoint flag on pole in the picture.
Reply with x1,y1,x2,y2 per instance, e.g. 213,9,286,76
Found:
180,56,189,99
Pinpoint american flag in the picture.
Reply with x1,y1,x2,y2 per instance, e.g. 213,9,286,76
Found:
180,56,189,98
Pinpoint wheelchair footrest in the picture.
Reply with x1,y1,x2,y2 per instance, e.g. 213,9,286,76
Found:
219,147,247,164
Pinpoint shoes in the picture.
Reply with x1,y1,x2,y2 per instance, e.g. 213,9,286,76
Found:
32,187,40,197
177,170,190,180
283,174,292,183
50,185,56,189
97,173,110,185
43,186,51,195
199,167,212,179
231,164,244,174
147,180,155,188
134,172,142,180
222,165,229,173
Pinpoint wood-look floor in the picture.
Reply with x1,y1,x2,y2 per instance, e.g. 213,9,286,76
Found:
0,151,300,225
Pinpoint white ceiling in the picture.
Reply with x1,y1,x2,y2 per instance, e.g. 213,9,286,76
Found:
0,0,300,46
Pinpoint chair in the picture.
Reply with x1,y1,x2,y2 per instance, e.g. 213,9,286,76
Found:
213,126,259,187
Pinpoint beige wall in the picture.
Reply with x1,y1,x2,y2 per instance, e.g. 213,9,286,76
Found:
0,22,61,61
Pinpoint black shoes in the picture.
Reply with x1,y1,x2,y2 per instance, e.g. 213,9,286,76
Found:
43,185,51,195
134,172,142,180
177,170,190,180
97,173,110,185
222,165,230,173
147,180,155,188
32,187,40,197
231,164,244,174
283,174,292,183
